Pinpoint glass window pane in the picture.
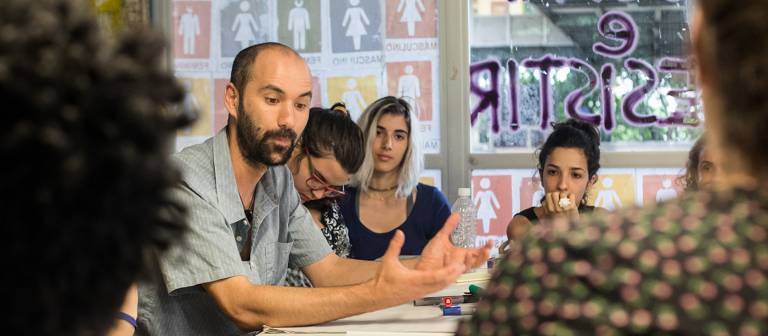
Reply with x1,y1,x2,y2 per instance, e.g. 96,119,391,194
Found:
469,0,700,153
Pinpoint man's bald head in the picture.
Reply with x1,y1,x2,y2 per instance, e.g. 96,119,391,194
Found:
229,42,307,95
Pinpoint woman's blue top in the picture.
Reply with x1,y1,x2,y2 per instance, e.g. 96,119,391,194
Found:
340,183,451,260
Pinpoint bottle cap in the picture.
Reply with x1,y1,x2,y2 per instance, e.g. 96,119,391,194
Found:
458,188,471,197
468,284,483,296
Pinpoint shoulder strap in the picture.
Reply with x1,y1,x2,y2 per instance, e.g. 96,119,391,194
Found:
406,190,415,216
354,187,361,218
517,207,538,223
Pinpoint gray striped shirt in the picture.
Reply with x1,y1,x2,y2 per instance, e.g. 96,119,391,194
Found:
138,130,333,335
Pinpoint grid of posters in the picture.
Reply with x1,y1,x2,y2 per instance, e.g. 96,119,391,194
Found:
471,167,685,255
172,0,441,154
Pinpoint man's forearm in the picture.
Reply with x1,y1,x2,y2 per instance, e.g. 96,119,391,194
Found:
308,256,419,287
205,277,391,330
313,258,378,286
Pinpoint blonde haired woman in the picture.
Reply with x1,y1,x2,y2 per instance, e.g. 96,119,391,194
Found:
340,96,451,260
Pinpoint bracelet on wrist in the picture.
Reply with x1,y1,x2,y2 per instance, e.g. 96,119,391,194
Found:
116,312,137,329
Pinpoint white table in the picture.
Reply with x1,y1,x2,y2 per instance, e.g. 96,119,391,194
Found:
266,274,489,335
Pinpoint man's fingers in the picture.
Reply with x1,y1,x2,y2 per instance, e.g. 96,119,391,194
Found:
447,241,493,269
436,213,459,238
383,230,405,263
485,240,494,251
463,250,477,268
477,242,493,266
466,243,492,268
422,263,465,287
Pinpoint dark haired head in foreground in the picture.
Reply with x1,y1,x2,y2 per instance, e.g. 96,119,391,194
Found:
0,1,191,334
459,0,768,334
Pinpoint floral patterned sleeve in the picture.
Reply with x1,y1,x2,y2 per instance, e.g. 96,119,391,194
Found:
285,201,351,287
457,189,768,336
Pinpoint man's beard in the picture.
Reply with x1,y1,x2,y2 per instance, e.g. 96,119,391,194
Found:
235,103,298,167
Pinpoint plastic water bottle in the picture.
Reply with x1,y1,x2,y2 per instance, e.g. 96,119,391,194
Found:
450,188,477,248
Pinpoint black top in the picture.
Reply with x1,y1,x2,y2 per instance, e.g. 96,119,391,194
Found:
515,205,596,223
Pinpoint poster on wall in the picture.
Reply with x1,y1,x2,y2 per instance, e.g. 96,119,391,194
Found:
173,1,212,71
173,0,441,156
218,0,272,70
471,175,510,236
385,0,437,39
386,61,434,121
277,0,322,54
470,170,519,255
587,168,636,211
636,168,685,207
329,0,383,54
326,74,381,122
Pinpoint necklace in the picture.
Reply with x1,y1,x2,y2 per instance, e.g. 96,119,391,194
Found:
365,187,398,202
367,184,398,192
240,183,259,213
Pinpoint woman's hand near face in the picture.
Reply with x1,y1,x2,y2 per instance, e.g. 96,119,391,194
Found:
540,191,580,220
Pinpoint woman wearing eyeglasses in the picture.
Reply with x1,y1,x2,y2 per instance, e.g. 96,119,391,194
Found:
340,96,451,260
284,103,365,287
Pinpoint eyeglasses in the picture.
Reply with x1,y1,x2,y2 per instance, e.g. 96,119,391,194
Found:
305,151,346,199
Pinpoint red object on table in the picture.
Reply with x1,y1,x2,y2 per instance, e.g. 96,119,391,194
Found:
442,296,453,307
